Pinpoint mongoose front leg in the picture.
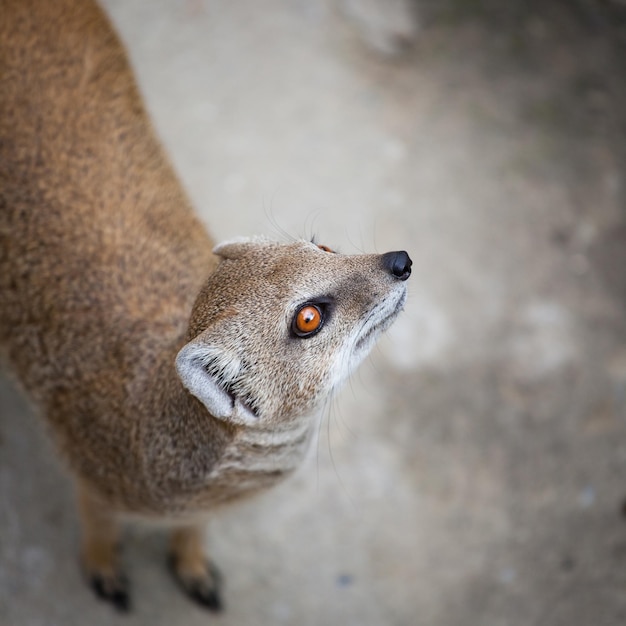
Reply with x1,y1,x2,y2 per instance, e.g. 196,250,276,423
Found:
168,525,223,611
77,483,130,612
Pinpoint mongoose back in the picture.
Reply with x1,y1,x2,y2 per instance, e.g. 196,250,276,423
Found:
0,0,412,612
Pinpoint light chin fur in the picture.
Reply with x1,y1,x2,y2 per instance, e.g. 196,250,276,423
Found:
333,286,407,388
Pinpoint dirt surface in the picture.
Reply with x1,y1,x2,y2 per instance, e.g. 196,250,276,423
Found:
2,1,626,624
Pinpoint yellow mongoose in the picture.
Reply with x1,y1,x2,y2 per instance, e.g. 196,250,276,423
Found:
0,0,412,612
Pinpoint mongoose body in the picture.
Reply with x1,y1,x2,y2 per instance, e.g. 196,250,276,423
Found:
0,0,411,612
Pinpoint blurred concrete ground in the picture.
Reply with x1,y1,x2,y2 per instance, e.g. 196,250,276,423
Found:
2,0,626,624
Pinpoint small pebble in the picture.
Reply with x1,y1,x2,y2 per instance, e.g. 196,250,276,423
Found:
498,567,517,585
336,574,354,587
578,486,596,508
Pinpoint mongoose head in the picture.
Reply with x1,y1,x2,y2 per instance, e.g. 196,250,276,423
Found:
176,238,411,428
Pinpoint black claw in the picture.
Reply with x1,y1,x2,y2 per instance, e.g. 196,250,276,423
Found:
188,581,223,611
168,554,223,612
111,587,131,612
89,573,131,612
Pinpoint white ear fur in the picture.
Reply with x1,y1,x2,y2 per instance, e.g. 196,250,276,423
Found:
212,235,273,260
175,342,258,426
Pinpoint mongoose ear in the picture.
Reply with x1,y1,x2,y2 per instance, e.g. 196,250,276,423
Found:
175,340,258,427
213,235,274,260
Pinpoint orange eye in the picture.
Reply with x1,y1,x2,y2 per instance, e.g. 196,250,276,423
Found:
317,244,334,253
293,304,323,337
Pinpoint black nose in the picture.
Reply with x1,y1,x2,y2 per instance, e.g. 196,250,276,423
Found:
381,250,412,281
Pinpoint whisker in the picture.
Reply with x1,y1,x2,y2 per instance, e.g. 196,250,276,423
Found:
302,209,323,244
263,197,298,243
335,388,357,442
326,401,357,509
345,226,367,255
315,394,332,494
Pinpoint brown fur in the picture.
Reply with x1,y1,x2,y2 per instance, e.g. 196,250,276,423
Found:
0,0,411,612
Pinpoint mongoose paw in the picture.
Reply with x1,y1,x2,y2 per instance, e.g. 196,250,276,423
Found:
168,554,223,612
88,571,131,612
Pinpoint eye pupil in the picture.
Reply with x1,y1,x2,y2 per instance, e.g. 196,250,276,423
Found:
294,304,323,336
